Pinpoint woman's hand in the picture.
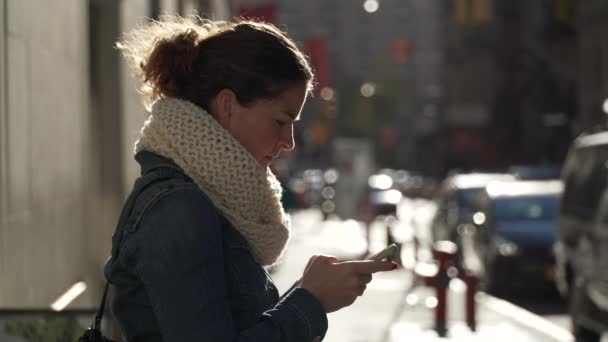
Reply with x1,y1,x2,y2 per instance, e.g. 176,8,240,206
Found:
299,255,397,313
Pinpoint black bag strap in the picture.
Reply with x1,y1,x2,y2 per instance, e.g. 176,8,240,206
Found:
91,165,185,333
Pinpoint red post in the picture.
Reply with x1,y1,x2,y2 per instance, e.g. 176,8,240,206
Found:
432,241,458,338
434,278,448,337
462,272,478,332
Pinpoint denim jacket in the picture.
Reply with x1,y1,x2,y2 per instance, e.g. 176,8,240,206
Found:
104,151,328,342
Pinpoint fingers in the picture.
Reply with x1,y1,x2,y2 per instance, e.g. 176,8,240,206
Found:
360,273,372,284
311,255,339,264
355,274,371,296
357,284,367,296
323,255,339,264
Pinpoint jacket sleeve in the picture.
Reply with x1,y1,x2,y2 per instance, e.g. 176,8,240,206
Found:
132,188,328,342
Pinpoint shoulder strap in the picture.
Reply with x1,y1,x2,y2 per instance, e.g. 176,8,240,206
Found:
92,166,184,332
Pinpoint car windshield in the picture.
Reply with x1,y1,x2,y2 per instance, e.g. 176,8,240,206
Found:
493,195,559,221
458,188,482,213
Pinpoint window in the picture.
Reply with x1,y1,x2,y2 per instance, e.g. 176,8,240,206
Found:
598,190,608,226
561,145,608,220
553,0,572,23
493,195,559,222
454,0,492,24
603,39,608,93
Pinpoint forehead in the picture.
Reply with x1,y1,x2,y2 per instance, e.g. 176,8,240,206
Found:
257,84,308,116
276,83,308,104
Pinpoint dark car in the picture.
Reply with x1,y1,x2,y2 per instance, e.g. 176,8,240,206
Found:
579,189,608,338
465,180,562,296
555,131,608,341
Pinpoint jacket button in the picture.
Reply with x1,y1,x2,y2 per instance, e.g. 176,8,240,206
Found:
312,336,322,342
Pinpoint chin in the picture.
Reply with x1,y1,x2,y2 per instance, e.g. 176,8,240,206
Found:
260,157,273,168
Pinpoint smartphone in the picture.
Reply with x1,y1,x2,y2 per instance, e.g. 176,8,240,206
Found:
367,243,398,261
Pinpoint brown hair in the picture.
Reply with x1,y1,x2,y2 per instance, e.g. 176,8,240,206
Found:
118,16,314,111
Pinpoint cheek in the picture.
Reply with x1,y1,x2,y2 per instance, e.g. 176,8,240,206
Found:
255,125,281,149
232,121,275,156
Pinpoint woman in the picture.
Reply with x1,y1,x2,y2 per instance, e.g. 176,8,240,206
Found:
104,16,397,342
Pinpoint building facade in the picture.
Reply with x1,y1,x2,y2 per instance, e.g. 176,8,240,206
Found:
440,0,578,173
0,0,230,310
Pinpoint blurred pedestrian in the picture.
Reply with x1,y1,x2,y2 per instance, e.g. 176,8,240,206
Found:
104,15,397,342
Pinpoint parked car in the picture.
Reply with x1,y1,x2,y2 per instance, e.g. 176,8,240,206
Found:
430,172,515,244
579,189,608,338
555,131,608,341
466,180,562,296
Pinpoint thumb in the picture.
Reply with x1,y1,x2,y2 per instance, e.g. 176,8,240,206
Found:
317,255,339,264
350,260,397,274
303,255,338,274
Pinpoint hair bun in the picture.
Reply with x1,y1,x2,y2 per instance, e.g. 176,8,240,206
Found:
142,29,200,98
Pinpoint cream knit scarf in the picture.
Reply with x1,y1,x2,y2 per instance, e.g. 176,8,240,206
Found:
135,97,290,266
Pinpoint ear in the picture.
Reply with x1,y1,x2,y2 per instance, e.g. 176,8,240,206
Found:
212,88,237,129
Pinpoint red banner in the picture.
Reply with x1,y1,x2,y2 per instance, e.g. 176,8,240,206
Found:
390,39,410,64
238,4,277,24
305,37,330,93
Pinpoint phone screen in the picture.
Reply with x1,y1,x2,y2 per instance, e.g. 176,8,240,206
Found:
367,243,398,261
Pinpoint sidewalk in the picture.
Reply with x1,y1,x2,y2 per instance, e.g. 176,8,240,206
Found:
386,278,574,342
283,209,576,342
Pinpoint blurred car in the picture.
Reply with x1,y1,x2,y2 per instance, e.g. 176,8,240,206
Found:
298,168,339,219
430,172,515,244
509,164,562,180
396,197,438,267
391,170,437,199
300,169,324,207
367,171,403,216
364,170,404,244
556,131,608,340
467,180,562,295
320,168,339,219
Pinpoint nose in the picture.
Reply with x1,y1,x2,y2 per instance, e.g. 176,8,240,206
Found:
279,124,295,151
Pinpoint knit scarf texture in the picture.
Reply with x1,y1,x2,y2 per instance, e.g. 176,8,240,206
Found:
135,97,290,266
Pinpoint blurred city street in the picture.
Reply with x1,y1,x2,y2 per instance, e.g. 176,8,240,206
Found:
2,0,608,341
272,209,578,342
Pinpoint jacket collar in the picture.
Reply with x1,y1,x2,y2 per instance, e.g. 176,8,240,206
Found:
135,151,186,176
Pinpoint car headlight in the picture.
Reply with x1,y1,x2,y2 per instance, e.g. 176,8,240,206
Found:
496,238,520,257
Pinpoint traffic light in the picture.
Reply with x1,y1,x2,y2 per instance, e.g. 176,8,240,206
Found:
311,121,329,145
390,39,411,64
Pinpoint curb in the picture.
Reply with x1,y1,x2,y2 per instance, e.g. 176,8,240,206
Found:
479,293,574,342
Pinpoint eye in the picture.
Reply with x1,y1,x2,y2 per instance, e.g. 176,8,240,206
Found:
275,119,287,127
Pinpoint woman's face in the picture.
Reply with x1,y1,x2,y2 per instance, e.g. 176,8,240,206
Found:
218,84,308,168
